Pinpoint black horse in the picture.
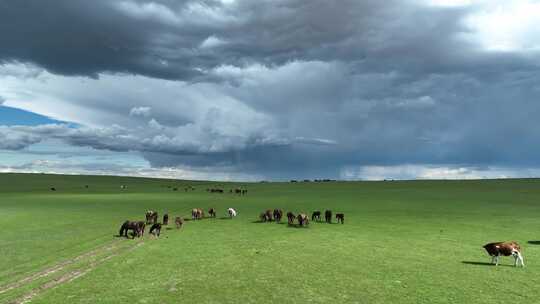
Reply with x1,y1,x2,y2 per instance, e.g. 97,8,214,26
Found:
325,210,332,223
149,223,162,237
273,209,283,223
312,211,321,221
163,214,169,225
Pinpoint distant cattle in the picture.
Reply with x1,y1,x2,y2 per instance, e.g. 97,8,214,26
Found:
483,241,524,267
228,208,237,218
149,223,162,237
192,208,204,220
119,220,145,238
273,209,283,223
163,213,169,225
297,213,309,227
145,211,158,224
325,210,332,223
50,187,56,191
208,208,217,218
286,212,295,225
175,217,184,229
312,211,321,222
209,188,224,193
120,185,127,189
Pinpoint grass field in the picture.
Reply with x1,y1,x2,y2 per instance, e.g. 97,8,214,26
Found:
1,173,540,303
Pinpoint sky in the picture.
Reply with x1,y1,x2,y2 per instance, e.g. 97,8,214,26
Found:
0,0,539,181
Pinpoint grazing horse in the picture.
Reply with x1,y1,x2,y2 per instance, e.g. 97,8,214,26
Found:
146,211,158,224
119,220,145,238
336,213,345,224
260,212,269,222
149,223,162,237
163,214,169,225
208,208,217,218
297,213,309,227
286,212,295,225
273,209,283,223
228,208,237,218
192,208,204,220
175,217,184,229
264,209,273,222
312,211,321,221
325,210,332,223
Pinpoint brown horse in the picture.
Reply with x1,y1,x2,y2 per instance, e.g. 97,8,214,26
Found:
175,217,184,229
119,220,145,238
145,210,158,224
287,212,295,225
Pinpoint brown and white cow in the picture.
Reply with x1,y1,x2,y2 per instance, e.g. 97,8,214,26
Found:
483,241,524,267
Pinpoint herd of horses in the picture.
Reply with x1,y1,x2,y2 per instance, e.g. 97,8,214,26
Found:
118,208,238,239
118,207,345,240
259,209,345,226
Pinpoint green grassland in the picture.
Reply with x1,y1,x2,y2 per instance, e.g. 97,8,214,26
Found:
1,173,540,303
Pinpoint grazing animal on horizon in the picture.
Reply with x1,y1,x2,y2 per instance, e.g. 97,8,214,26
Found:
483,241,524,267
286,212,295,225
325,210,332,224
208,208,216,218
175,217,184,229
336,213,345,224
50,187,56,191
312,211,321,222
149,223,162,237
297,213,309,227
273,209,283,223
192,208,204,220
163,213,169,225
228,208,237,218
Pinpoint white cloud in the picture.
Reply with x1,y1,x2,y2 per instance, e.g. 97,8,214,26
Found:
200,35,227,49
339,164,537,181
129,106,152,117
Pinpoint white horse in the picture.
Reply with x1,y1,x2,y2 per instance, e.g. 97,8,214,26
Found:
227,208,237,218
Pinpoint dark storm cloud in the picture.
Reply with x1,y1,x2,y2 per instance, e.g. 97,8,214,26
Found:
0,0,483,80
1,0,540,179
